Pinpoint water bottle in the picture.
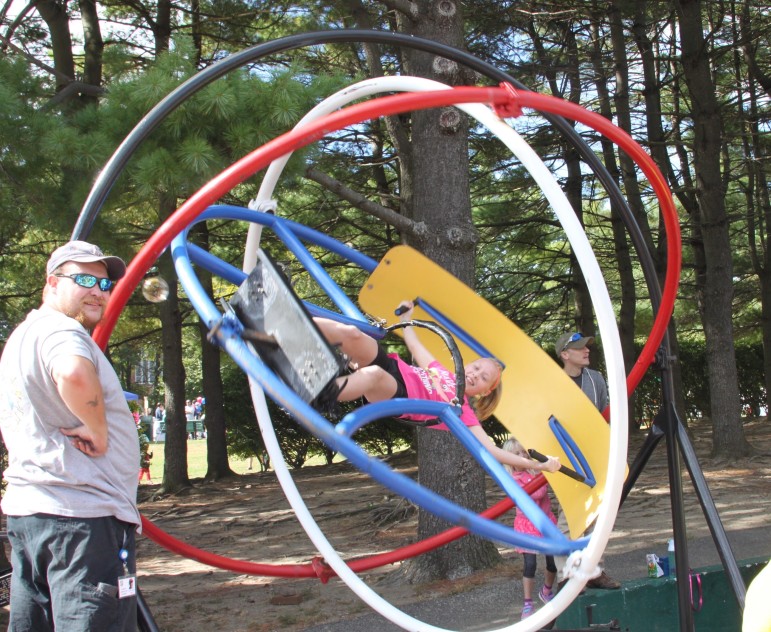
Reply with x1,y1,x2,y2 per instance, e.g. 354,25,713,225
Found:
668,539,676,573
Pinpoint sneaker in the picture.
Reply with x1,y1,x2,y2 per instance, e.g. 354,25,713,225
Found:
310,378,346,418
586,571,621,590
539,585,554,604
521,601,535,620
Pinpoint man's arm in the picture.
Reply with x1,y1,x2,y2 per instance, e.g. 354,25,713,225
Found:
51,355,109,456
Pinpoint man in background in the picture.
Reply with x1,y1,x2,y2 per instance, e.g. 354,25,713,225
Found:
554,331,620,590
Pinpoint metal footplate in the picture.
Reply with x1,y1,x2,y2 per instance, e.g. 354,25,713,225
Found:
229,249,344,406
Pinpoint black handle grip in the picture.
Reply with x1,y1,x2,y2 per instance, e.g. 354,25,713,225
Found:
394,298,420,316
528,449,586,483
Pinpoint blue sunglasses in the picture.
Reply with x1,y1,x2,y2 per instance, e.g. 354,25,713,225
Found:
55,273,114,292
560,332,584,353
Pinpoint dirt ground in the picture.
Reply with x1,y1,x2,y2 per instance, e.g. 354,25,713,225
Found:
2,418,770,631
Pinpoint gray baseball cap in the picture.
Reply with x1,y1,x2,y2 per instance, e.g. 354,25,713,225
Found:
46,240,127,281
555,331,595,354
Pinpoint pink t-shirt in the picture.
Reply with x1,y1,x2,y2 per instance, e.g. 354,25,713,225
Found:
512,470,557,553
389,354,480,430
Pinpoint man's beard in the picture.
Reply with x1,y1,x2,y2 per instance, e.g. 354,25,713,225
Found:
67,304,104,331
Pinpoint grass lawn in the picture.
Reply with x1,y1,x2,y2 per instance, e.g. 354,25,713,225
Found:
145,439,259,481
144,439,341,481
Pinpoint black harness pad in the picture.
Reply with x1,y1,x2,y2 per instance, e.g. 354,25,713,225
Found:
229,249,344,404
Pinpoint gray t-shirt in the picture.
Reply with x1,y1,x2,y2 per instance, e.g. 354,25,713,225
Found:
576,367,609,412
0,305,141,527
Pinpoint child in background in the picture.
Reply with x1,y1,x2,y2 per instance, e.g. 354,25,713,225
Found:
502,437,558,620
138,434,153,483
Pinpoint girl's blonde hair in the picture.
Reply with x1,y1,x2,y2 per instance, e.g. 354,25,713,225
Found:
501,436,537,475
469,359,503,421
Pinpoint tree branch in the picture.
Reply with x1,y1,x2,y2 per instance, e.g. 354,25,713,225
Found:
42,81,106,109
377,0,419,20
0,31,73,84
305,166,415,235
1,0,35,49
346,0,385,76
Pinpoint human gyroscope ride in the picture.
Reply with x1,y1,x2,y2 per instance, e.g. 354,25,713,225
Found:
73,29,730,632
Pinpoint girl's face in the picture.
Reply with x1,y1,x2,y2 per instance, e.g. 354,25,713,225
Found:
464,358,502,397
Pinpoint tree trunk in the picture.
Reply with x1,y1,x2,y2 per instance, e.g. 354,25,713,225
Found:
154,0,172,55
404,428,498,583
190,223,234,481
561,26,597,339
675,0,751,457
78,0,102,107
740,10,771,418
760,275,771,417
630,0,689,426
34,0,75,93
157,195,191,492
200,312,232,480
590,13,637,428
396,0,500,582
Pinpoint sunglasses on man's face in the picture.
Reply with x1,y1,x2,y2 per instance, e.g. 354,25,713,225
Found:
54,273,114,292
560,332,583,353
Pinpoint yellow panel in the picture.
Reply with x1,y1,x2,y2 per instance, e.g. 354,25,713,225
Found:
358,245,615,539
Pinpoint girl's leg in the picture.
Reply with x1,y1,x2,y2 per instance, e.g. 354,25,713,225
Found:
314,318,399,402
540,555,557,603
545,555,557,591
314,318,379,368
522,552,537,600
336,365,398,402
522,575,534,601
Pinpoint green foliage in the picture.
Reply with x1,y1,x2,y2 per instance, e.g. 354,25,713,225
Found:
5,0,771,472
632,340,767,422
221,354,413,467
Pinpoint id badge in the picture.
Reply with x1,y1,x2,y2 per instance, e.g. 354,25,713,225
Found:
117,574,137,599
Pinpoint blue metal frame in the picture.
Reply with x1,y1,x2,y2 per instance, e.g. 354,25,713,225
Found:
170,204,586,554
548,415,596,488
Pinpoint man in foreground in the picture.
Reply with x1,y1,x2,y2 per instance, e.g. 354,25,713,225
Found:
0,240,141,631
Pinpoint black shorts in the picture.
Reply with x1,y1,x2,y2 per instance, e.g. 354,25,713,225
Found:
371,346,408,399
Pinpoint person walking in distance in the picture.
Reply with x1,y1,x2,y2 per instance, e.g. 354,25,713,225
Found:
0,241,142,631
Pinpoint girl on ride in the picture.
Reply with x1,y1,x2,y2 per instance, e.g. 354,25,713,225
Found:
313,300,560,474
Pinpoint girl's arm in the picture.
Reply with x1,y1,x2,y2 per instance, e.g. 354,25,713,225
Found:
469,425,560,473
397,301,435,369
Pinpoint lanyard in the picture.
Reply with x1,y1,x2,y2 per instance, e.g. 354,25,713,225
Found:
119,527,130,573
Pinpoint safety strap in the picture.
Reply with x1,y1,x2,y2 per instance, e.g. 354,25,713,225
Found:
385,318,465,405
385,318,465,428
